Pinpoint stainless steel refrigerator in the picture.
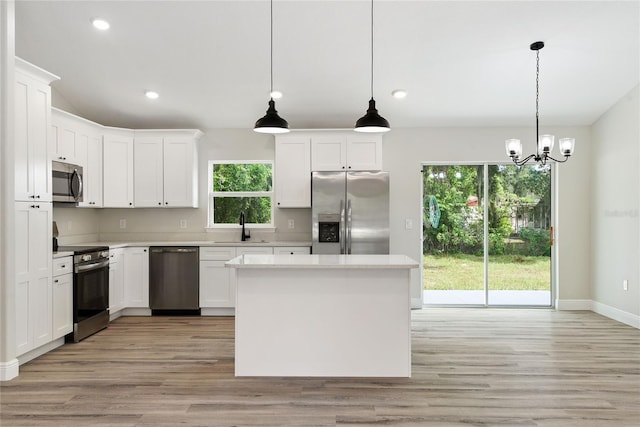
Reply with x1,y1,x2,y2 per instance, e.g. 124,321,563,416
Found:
312,171,389,254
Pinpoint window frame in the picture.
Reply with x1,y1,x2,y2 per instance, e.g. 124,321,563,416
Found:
206,160,275,229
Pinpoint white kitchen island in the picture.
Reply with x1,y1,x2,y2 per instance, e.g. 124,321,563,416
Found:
226,254,418,377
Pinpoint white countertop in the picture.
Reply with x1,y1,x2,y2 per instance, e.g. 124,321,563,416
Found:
226,254,419,269
61,240,312,249
53,251,74,259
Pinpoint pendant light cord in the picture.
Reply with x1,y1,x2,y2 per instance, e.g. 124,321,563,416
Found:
535,48,539,149
270,0,274,97
370,0,374,99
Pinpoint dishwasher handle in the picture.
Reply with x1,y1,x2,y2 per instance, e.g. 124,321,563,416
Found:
149,247,198,254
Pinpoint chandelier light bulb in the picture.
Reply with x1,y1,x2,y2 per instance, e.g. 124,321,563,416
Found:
538,134,555,154
559,138,576,156
505,138,523,159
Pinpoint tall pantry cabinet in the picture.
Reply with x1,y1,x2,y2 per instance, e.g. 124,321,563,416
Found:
14,58,59,356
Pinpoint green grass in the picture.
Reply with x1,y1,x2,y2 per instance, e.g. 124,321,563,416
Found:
423,254,550,291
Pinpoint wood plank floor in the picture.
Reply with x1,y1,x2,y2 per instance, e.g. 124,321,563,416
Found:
1,309,639,426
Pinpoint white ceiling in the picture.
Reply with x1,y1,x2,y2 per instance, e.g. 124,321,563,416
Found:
15,0,640,131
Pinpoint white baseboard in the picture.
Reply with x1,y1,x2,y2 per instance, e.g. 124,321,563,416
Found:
201,307,235,316
592,301,640,329
557,299,639,329
0,359,19,381
122,308,152,316
555,299,592,310
17,338,65,366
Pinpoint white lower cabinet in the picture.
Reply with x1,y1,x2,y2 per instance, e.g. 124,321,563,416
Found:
199,247,236,313
109,248,125,315
123,247,149,308
52,257,73,340
199,246,275,314
15,201,53,356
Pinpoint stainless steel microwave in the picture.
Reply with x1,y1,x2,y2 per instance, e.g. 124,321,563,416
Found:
52,161,83,203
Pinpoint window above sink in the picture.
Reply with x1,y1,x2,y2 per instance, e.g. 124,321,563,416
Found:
207,160,274,229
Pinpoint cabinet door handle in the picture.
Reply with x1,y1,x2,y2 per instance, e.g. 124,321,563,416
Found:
54,279,59,283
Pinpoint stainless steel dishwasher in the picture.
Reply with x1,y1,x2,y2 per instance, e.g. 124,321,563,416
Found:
149,247,199,314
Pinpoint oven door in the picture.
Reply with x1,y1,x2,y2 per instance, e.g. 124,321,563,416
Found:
74,259,109,322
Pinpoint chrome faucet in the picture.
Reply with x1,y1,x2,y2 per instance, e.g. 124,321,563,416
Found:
240,212,250,241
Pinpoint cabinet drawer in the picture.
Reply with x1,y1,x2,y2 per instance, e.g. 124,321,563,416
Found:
109,248,124,262
274,246,311,255
236,247,274,256
53,256,73,276
200,247,236,261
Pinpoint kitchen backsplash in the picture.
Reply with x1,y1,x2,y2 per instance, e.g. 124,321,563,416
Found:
53,206,311,244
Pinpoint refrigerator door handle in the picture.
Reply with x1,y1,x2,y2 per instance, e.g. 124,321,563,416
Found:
346,198,353,254
339,199,346,254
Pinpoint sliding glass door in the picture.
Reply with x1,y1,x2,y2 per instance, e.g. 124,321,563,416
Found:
422,163,552,307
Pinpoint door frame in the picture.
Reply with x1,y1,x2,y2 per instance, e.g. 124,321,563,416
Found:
420,161,556,308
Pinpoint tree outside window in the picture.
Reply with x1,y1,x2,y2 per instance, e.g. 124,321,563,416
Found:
208,161,273,227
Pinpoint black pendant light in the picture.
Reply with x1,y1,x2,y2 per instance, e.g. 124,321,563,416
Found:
254,0,289,134
355,0,390,133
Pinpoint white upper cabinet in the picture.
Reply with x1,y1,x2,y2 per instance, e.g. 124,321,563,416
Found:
345,134,383,171
53,108,104,207
134,137,164,207
103,132,135,208
14,58,59,202
134,131,201,208
311,135,348,171
83,133,104,207
311,132,382,171
275,135,311,208
163,137,199,207
51,111,82,164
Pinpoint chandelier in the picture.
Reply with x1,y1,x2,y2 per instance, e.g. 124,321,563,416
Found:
505,41,575,166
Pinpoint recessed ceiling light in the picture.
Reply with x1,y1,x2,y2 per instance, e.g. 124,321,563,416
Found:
270,90,283,100
92,18,110,30
145,91,159,100
391,89,407,99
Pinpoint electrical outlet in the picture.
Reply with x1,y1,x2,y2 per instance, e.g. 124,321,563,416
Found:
623,279,628,291
405,218,413,229
288,219,295,229
180,219,187,229
119,219,126,229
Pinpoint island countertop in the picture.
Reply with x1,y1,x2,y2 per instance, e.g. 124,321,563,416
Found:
225,254,419,269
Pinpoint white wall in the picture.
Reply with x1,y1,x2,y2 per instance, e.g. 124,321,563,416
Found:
382,126,592,306
590,85,640,325
54,124,594,309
